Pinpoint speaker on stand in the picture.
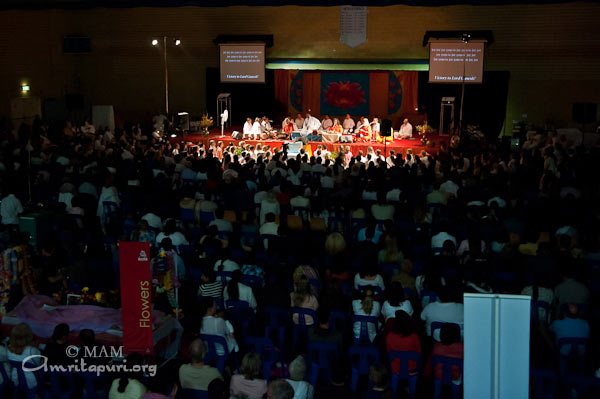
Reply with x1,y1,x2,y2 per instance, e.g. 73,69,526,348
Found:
380,119,393,157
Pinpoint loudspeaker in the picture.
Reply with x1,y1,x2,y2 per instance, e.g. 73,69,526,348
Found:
573,103,597,124
232,131,242,140
380,119,393,137
177,112,189,131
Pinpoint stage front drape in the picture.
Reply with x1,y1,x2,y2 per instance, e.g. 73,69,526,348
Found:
274,70,418,121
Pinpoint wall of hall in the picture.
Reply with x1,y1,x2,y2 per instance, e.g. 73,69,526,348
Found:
0,2,599,132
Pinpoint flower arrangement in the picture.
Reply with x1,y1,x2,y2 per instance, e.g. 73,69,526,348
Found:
416,122,433,135
200,114,214,136
416,121,433,146
61,287,120,308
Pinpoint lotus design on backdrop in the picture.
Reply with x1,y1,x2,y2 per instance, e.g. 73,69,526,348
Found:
324,81,366,110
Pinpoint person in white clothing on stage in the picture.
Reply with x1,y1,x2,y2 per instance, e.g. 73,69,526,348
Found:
301,112,321,138
371,117,381,140
243,118,253,139
251,118,262,140
396,118,413,139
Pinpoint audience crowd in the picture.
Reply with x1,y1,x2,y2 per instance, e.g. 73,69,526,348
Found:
0,116,599,398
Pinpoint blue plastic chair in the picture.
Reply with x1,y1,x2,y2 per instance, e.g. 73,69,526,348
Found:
199,334,230,373
198,211,215,225
263,306,289,352
180,208,196,224
530,368,557,399
240,231,258,248
307,341,339,386
9,359,39,399
389,350,421,398
351,315,378,343
215,271,231,285
45,371,74,399
431,355,463,399
244,336,280,380
564,375,600,398
421,289,439,307
259,234,279,251
330,310,347,333
241,274,262,290
530,300,551,324
102,201,120,225
358,285,382,296
348,344,381,392
180,389,209,399
379,263,400,280
291,307,317,348
558,337,588,376
79,371,107,399
225,299,254,338
0,359,13,398
430,322,461,341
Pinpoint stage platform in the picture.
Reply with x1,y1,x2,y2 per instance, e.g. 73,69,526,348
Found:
174,127,448,156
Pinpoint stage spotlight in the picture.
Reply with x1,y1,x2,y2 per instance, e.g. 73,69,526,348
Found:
152,39,158,46
174,39,181,46
21,84,30,93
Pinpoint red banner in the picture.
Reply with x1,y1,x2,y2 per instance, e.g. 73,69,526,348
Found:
119,241,154,354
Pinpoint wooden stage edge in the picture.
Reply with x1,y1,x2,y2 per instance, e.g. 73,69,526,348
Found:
171,128,448,156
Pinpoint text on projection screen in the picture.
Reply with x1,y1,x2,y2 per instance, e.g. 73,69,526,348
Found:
429,42,485,83
220,44,265,83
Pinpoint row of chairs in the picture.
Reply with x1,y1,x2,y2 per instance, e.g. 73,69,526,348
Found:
0,359,105,399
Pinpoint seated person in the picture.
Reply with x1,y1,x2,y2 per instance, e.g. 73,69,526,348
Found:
430,324,464,386
355,117,372,142
209,208,233,233
250,118,262,140
291,275,319,325
330,118,343,134
281,117,295,137
550,303,590,356
294,113,304,131
243,118,253,139
321,115,333,131
260,116,275,139
396,118,413,139
179,339,223,391
109,354,148,399
386,310,421,375
199,298,239,354
286,356,314,399
230,353,268,399
308,307,343,346
342,113,355,133
363,363,393,399
301,112,321,138
352,287,381,343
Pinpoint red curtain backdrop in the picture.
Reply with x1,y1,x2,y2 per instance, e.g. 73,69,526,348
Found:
274,69,418,120
274,69,291,117
391,70,419,119
301,71,321,117
369,71,389,118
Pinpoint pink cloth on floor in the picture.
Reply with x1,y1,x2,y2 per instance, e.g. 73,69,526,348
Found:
11,295,163,338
